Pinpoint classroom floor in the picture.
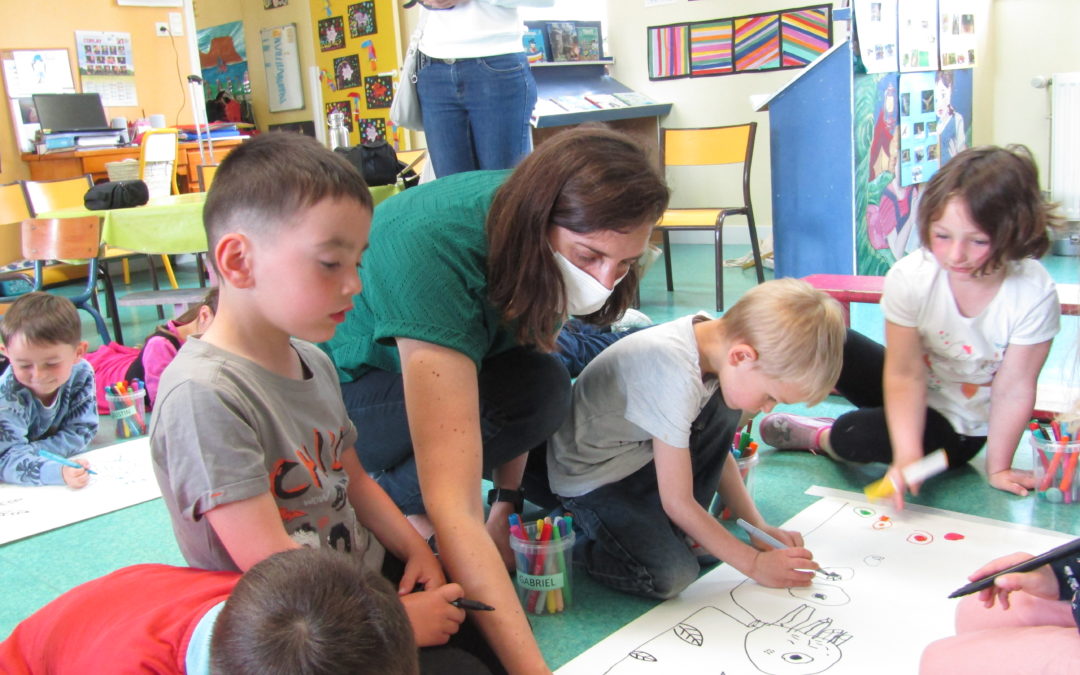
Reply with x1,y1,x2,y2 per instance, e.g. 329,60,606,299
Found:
3,246,1080,670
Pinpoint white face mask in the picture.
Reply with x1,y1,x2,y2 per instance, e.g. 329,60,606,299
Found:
553,250,627,316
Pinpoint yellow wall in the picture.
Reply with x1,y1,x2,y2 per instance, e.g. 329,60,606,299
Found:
0,1,199,184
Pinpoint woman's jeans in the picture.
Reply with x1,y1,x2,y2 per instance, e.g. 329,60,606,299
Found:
416,52,537,177
341,347,570,515
561,392,741,600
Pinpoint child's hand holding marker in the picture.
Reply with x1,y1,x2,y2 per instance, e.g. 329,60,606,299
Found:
400,582,467,647
38,449,95,489
736,518,817,588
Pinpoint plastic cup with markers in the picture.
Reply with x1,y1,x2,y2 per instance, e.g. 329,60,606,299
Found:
508,514,574,615
1030,429,1080,504
105,380,148,439
711,430,760,519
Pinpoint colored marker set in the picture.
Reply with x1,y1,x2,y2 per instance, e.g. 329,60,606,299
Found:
508,513,575,615
710,424,760,519
105,379,148,438
1030,420,1080,504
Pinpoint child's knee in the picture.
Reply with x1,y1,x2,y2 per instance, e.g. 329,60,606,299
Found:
642,556,699,600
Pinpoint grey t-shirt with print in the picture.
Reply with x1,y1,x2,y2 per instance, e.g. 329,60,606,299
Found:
150,337,384,573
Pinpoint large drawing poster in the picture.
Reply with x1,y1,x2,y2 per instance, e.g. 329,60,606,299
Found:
557,487,1071,675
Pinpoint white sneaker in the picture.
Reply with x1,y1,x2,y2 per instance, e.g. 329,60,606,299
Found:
611,308,652,332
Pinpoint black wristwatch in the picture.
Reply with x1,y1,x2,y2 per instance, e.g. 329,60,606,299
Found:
487,487,525,513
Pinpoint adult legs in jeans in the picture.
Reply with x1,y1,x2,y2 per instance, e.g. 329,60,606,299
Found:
763,330,985,466
341,347,570,516
555,319,650,378
416,53,537,177
562,392,739,599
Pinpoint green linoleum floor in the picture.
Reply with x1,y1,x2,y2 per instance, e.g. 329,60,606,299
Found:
4,246,1080,671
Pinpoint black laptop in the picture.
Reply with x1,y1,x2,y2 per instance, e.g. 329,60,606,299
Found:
32,93,113,135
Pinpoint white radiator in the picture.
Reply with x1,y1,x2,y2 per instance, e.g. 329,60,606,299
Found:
1052,72,1080,221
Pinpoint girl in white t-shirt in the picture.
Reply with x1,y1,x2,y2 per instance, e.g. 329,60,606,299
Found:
761,145,1062,504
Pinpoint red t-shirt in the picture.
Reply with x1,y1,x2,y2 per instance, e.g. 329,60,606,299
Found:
0,564,239,674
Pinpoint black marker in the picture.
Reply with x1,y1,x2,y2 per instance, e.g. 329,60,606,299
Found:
451,598,495,611
948,537,1080,599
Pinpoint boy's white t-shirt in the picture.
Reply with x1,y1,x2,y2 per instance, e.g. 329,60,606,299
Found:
547,315,718,498
882,249,1060,436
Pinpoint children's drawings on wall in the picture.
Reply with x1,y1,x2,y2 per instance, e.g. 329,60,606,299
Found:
0,438,161,545
557,487,1071,675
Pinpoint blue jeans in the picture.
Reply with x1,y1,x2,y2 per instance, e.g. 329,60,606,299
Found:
341,347,570,515
416,52,537,177
555,320,649,378
560,391,742,599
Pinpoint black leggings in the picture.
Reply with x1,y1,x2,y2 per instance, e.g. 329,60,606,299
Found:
830,330,985,467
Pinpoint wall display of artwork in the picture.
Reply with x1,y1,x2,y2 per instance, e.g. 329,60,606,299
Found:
898,0,939,72
853,0,899,74
309,0,397,147
1,48,76,153
648,4,831,81
197,21,255,124
938,0,977,69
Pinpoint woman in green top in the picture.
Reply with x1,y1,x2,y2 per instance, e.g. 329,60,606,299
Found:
326,126,669,674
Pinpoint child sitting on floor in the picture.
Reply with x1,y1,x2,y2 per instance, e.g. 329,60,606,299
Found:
546,279,845,599
0,547,421,675
85,286,217,414
0,292,97,487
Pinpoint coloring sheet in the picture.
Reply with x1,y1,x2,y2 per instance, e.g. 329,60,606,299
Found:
0,438,160,545
557,486,1072,675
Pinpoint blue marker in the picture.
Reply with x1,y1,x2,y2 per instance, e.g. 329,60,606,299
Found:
736,518,786,549
38,449,97,475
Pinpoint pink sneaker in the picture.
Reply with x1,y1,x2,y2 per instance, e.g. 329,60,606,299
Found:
760,413,834,451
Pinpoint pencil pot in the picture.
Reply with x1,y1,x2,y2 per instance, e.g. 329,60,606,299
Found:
716,452,760,520
1031,436,1080,504
105,389,148,438
509,521,574,615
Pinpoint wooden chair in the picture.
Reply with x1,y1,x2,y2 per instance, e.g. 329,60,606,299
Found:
196,163,219,192
21,217,115,345
656,123,765,311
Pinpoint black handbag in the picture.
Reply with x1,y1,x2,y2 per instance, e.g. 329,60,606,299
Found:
335,141,402,187
84,180,150,210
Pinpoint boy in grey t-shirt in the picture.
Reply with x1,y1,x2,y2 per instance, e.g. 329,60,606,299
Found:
150,133,469,651
547,279,846,599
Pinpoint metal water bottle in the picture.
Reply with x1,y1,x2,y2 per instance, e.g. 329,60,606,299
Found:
327,111,349,150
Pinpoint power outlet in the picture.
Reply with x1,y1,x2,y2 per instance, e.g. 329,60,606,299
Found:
155,22,170,37
169,12,184,36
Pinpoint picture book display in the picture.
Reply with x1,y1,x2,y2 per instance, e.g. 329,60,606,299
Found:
556,486,1072,674
0,438,161,545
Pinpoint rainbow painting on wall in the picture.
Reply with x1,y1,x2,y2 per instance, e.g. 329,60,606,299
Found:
689,20,734,77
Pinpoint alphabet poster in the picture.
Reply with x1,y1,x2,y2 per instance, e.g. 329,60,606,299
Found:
0,438,161,545
557,487,1072,675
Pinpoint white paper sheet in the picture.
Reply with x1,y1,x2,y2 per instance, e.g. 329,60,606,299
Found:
0,438,161,545
557,487,1071,674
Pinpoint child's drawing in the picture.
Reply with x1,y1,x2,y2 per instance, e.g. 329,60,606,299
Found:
557,488,1073,675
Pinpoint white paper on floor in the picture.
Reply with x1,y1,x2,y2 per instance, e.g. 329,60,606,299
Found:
557,486,1071,675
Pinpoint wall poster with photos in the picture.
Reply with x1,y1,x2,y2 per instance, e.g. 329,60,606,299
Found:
308,0,399,147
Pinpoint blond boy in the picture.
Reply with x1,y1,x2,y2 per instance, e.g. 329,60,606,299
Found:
0,292,97,487
547,278,845,598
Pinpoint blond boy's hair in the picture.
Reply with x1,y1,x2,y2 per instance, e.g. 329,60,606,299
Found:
721,278,845,405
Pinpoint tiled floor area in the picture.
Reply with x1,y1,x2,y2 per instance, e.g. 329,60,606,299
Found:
3,245,1080,670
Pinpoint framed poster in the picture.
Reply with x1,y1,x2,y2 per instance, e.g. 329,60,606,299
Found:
261,24,304,112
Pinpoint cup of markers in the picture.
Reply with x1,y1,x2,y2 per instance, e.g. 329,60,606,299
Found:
105,379,148,438
508,514,574,615
710,427,759,520
1030,420,1080,504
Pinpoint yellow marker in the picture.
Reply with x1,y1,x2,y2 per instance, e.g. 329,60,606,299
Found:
864,449,948,501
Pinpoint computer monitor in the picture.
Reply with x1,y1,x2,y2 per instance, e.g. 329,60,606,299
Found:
32,93,110,134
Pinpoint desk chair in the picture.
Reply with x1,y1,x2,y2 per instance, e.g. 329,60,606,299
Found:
138,128,181,289
656,123,765,311
21,217,114,345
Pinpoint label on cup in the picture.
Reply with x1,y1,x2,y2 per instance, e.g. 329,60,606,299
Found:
516,571,565,590
112,405,136,419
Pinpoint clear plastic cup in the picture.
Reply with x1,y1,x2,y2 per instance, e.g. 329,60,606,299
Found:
105,388,148,438
1031,436,1080,504
717,452,760,520
509,521,574,615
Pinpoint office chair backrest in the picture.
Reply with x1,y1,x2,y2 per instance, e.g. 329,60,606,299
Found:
140,128,180,198
21,217,101,262
21,174,94,216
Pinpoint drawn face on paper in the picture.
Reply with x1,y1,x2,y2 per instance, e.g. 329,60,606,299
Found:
746,605,848,674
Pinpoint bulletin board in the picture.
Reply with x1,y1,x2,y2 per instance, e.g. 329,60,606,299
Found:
308,0,400,148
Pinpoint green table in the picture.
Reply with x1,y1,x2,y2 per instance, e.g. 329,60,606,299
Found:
41,192,208,255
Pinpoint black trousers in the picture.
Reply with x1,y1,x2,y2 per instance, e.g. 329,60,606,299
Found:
831,329,985,467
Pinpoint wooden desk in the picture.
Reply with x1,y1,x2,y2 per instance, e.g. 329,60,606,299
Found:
21,137,245,192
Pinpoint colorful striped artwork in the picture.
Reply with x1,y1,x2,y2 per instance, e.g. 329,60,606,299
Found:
781,6,831,66
689,20,733,76
733,14,780,72
648,24,689,80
